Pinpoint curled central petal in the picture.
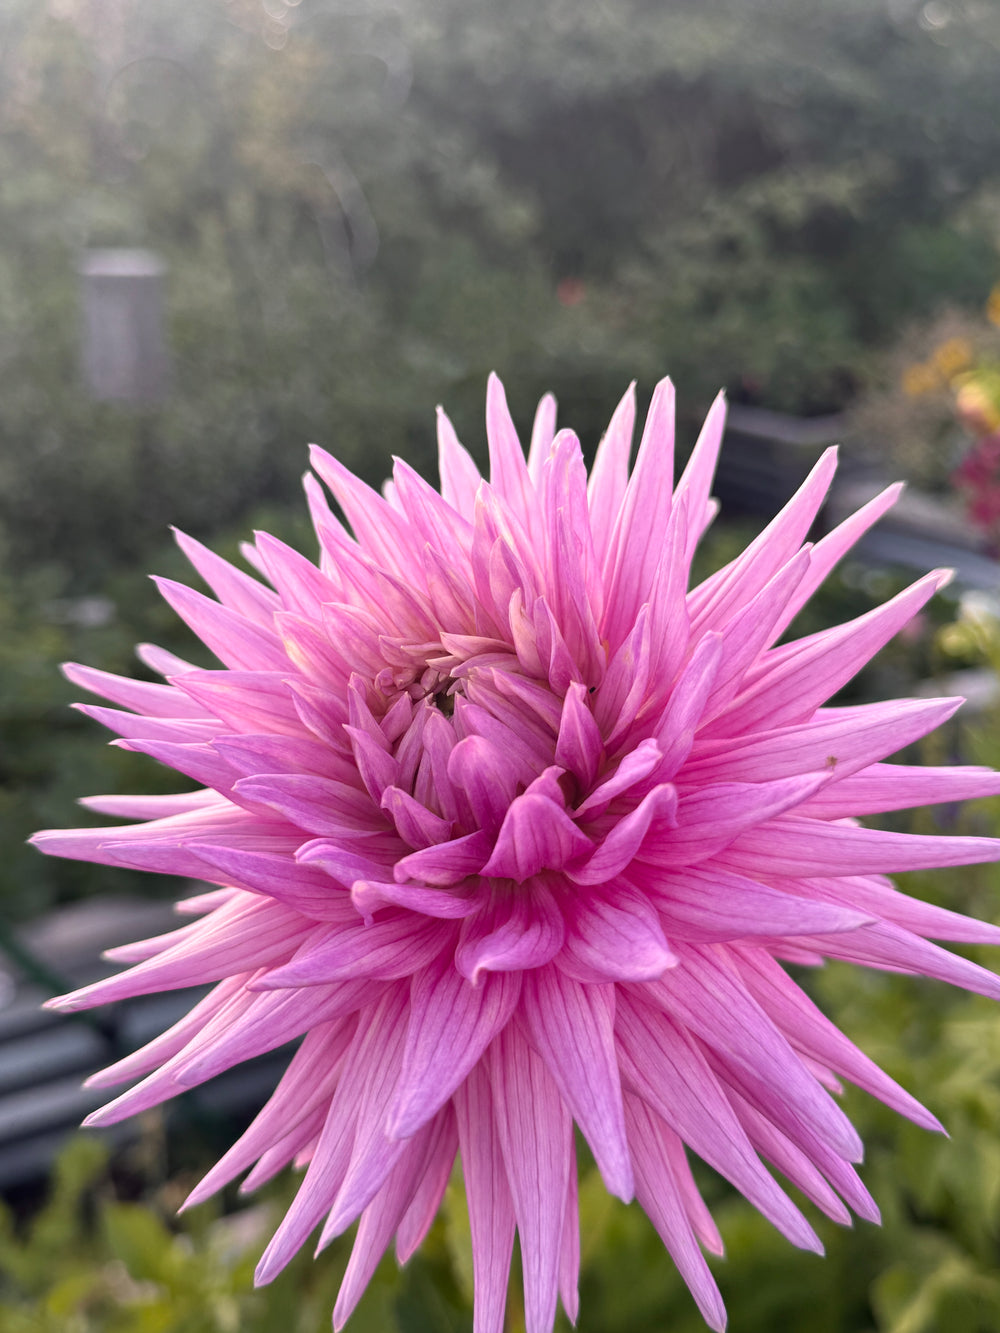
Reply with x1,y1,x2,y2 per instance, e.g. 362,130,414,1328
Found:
33,373,1000,1333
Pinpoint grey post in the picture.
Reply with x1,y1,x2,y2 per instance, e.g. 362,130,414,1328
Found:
78,248,170,404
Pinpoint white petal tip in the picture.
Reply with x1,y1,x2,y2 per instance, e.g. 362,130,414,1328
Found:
384,1106,421,1142
315,1209,351,1250
610,1180,636,1205
175,1190,208,1215
82,1070,119,1090
913,1107,947,1135
253,1255,281,1288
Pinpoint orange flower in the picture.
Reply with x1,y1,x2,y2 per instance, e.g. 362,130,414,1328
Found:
901,363,939,397
932,337,973,380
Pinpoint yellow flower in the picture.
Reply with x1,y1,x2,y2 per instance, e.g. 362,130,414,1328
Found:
955,377,1000,433
901,362,939,396
932,337,973,379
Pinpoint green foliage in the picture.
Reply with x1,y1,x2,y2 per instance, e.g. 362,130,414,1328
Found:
0,1134,464,1333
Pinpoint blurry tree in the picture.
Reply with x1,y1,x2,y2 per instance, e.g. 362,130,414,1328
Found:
3,0,1000,580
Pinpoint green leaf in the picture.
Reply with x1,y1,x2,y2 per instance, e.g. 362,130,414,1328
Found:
102,1203,177,1286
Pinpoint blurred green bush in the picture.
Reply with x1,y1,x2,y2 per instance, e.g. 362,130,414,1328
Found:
4,0,1000,579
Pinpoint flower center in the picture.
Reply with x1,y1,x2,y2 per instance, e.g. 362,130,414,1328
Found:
429,685,457,717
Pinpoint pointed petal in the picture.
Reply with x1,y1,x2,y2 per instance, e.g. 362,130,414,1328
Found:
625,1094,728,1332
615,990,822,1252
689,446,838,634
769,481,904,640
333,1112,454,1329
685,696,964,784
645,866,872,943
255,912,450,988
602,377,676,645
486,372,536,529
735,946,942,1131
798,762,1000,818
674,391,726,563
559,1141,580,1325
720,816,1000,878
649,946,862,1161
587,382,635,566
488,1023,572,1333
395,1109,458,1263
152,577,288,672
172,528,280,625
309,444,414,577
437,406,483,517
708,569,950,735
454,1064,517,1333
528,392,558,481
62,660,208,718
521,972,633,1200
387,963,521,1139
254,987,408,1284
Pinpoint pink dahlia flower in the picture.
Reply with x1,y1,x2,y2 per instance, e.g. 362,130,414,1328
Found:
34,375,1000,1332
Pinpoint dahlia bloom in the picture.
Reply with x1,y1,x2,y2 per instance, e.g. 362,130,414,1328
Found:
34,375,1000,1332
952,433,1000,548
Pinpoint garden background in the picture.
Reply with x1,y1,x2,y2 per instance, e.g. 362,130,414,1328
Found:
4,1,1000,1329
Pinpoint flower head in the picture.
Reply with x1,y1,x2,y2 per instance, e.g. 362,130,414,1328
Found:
35,375,1000,1332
